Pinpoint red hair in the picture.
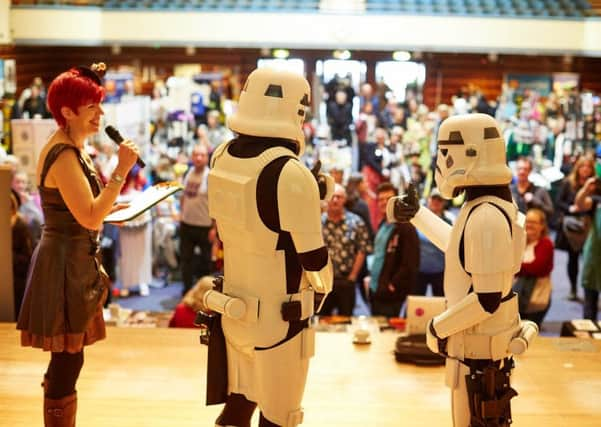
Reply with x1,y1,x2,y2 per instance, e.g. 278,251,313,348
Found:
46,67,105,128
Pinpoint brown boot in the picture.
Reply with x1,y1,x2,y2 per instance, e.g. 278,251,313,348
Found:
44,392,77,427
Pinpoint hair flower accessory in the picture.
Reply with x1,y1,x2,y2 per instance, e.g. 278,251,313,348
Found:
90,62,107,77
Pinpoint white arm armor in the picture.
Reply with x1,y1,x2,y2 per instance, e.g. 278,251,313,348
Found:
304,261,334,296
278,160,323,249
464,204,515,291
410,206,453,252
432,289,494,339
433,204,515,338
203,289,246,320
278,159,333,297
509,320,539,355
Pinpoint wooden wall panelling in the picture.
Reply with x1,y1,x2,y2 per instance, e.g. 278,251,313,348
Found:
2,45,601,109
421,53,601,108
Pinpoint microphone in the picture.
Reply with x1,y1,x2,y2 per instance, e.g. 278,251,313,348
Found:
105,125,146,168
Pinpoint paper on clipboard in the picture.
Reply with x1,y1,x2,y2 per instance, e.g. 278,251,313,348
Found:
104,183,182,223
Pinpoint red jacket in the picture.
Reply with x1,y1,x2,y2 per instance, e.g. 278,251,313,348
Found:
168,304,199,328
518,236,554,278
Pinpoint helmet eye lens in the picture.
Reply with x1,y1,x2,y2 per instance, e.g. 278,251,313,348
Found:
484,127,500,139
264,84,283,98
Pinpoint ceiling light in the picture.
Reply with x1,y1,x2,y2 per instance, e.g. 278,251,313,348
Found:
392,51,411,61
273,49,290,59
333,49,351,60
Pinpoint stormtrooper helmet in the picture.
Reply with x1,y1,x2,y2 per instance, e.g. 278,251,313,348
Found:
227,67,310,155
434,113,512,199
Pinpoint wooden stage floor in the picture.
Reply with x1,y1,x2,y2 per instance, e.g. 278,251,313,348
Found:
1,323,600,427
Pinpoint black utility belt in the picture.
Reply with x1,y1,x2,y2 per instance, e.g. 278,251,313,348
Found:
462,356,514,372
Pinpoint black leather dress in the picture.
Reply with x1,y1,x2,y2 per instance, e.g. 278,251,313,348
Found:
17,143,108,353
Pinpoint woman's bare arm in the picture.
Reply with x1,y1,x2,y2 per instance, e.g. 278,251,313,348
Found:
48,141,138,230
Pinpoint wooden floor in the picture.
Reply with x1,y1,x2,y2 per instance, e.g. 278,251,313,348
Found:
1,324,600,427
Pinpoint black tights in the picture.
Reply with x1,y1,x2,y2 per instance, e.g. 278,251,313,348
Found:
567,248,581,294
45,351,84,399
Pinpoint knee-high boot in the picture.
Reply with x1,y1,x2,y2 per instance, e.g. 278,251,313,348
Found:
215,393,257,427
44,392,77,427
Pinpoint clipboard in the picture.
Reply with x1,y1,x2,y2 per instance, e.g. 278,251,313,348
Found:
104,182,183,223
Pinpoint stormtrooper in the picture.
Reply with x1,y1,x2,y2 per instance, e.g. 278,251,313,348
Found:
202,68,333,427
387,113,538,427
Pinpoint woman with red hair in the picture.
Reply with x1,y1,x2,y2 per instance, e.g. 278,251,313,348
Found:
17,64,139,426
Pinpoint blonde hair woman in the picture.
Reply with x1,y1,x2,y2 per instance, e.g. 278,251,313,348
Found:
555,155,596,300
168,276,215,328
514,208,554,326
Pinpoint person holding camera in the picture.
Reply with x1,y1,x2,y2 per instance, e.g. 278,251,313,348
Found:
555,156,596,300
575,158,601,321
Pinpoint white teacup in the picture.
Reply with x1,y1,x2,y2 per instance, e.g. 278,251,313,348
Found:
353,328,371,344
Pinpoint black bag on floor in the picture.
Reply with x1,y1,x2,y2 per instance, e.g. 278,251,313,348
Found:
394,334,445,366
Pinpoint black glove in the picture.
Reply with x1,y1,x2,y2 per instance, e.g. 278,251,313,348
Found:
311,160,328,200
387,182,420,223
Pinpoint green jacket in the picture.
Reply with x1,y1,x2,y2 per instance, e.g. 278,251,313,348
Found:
581,205,601,291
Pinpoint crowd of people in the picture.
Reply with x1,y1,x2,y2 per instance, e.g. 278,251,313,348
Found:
313,78,600,325
4,73,601,331
1,69,600,424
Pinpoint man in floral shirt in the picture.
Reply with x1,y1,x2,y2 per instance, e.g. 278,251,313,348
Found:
320,184,373,316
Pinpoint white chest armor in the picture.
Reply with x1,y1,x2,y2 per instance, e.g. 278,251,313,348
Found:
444,195,525,305
444,195,526,361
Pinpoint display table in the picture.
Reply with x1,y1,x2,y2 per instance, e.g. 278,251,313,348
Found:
560,319,601,339
1,323,600,426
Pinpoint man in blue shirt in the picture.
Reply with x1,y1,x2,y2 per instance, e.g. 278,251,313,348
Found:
367,182,419,317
